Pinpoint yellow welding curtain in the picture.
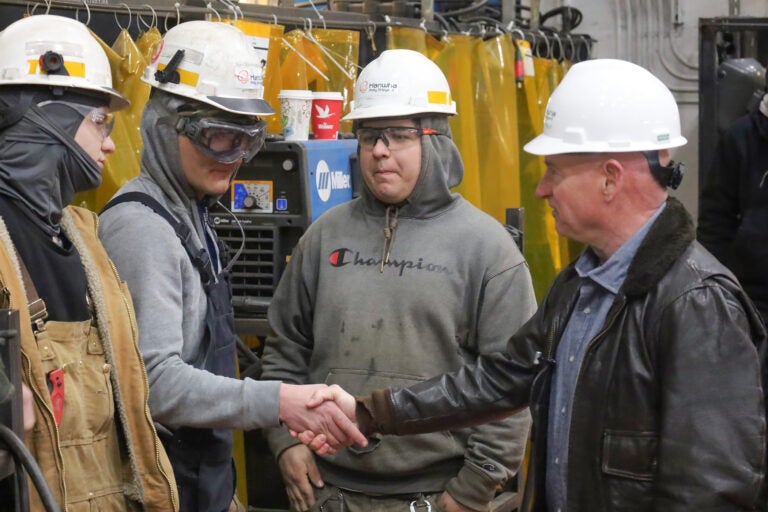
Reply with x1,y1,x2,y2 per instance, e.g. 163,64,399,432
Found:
513,50,559,298
433,35,481,207
228,19,285,135
386,26,445,60
279,28,359,135
73,30,144,212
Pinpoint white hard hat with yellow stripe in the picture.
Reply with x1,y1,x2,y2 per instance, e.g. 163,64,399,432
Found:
142,21,274,117
344,49,456,120
0,14,129,111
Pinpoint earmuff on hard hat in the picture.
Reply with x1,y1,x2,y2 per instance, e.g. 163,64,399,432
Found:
642,151,685,190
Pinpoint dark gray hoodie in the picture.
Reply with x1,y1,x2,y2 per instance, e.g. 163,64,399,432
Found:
262,116,537,509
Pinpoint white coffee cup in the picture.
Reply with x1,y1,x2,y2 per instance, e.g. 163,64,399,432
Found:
278,89,314,141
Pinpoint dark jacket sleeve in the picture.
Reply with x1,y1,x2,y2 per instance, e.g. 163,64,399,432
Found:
357,309,545,436
697,116,748,261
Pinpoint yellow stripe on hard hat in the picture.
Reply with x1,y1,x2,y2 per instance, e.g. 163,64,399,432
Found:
427,90,451,105
27,59,86,78
156,63,200,88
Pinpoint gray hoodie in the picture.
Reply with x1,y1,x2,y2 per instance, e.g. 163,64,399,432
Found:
98,91,281,430
262,116,537,509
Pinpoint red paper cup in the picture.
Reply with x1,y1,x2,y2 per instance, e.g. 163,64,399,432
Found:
311,92,344,140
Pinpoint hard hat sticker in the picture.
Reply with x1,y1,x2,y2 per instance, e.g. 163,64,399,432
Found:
151,39,164,64
233,66,263,91
361,81,398,94
427,90,449,105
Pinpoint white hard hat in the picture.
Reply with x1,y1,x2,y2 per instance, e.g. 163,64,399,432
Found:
524,59,687,155
0,14,129,111
143,21,274,117
344,49,456,120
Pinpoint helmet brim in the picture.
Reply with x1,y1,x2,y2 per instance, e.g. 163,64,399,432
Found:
343,103,456,121
206,96,275,117
102,86,130,112
523,133,688,156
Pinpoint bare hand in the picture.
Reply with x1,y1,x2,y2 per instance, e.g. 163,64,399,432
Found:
292,430,335,455
278,444,322,512
22,383,35,434
279,384,366,449
305,384,356,419
438,492,480,512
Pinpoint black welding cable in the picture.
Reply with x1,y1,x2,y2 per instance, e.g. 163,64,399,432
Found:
0,425,60,512
440,0,489,18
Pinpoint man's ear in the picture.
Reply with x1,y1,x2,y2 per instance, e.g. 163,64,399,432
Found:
601,159,622,200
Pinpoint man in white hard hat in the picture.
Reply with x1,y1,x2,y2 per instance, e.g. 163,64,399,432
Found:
302,59,768,511
0,15,177,511
261,49,536,512
98,20,364,512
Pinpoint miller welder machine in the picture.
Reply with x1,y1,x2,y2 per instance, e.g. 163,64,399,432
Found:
210,138,358,340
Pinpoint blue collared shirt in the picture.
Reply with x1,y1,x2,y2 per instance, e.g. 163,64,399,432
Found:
545,203,665,512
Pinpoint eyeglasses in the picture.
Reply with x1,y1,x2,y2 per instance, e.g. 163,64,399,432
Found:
176,115,268,164
38,101,115,140
356,126,439,151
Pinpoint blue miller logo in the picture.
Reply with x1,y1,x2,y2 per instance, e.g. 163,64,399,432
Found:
316,160,351,202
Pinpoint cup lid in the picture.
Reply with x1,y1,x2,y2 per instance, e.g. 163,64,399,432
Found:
278,89,315,100
312,91,344,100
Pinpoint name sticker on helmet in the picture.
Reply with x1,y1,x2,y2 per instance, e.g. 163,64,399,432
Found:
362,81,399,93
544,109,557,129
233,66,263,91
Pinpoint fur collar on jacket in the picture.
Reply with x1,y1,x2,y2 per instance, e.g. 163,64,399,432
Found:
622,197,695,297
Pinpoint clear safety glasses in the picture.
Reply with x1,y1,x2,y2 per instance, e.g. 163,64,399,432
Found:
176,115,268,164
356,126,440,151
38,100,115,140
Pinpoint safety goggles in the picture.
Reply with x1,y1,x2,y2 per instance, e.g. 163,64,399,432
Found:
356,126,439,151
38,100,115,140
175,115,268,164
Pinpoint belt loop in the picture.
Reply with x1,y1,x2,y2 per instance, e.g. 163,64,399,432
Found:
410,498,432,512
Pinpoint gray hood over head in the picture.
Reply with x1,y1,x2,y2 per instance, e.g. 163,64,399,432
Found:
358,114,464,271
139,90,198,211
360,115,464,218
0,88,105,236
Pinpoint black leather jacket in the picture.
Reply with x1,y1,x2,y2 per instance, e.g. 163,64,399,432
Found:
360,198,768,511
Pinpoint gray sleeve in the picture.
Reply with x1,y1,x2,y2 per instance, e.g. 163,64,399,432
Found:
99,203,281,431
260,240,315,455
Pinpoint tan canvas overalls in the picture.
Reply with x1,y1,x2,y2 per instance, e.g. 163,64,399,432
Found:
23,263,131,511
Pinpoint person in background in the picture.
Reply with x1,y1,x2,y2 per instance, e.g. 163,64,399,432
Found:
698,74,768,324
0,15,177,511
261,49,536,512
98,20,364,512
302,59,768,512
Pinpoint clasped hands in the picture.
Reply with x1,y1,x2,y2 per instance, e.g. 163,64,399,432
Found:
279,383,358,454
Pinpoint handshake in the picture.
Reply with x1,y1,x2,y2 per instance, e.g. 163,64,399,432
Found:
279,383,363,454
